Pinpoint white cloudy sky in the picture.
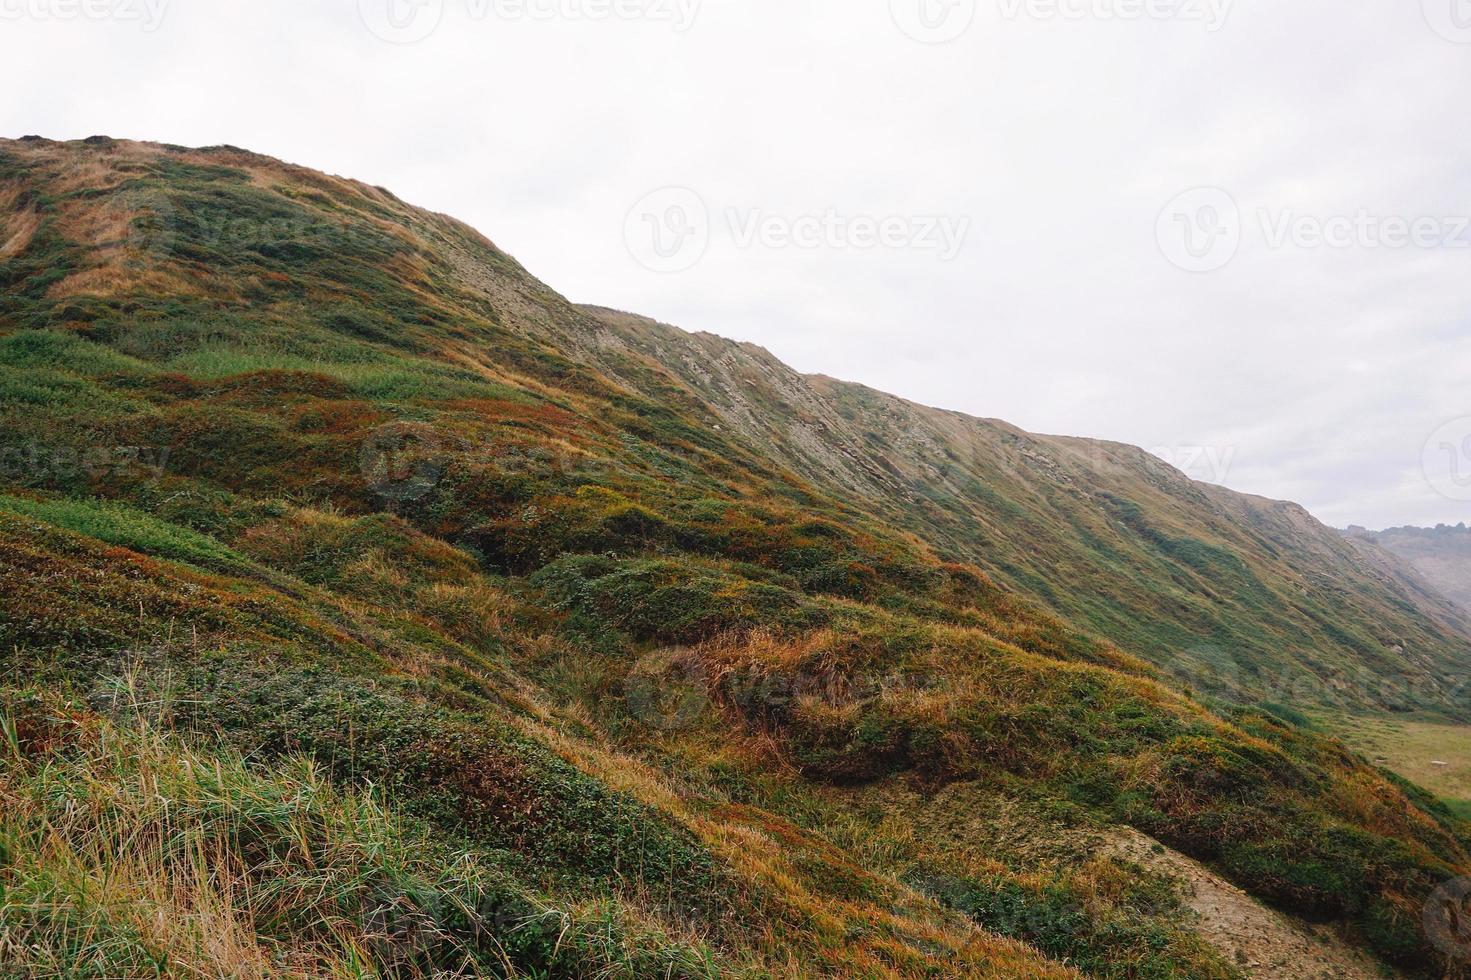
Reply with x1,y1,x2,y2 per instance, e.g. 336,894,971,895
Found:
3,0,1471,529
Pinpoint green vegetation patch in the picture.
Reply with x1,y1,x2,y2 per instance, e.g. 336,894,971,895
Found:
0,494,249,573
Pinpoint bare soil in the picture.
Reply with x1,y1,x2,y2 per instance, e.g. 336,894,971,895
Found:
1107,829,1394,979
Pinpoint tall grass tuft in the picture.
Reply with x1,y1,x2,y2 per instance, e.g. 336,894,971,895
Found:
0,698,724,979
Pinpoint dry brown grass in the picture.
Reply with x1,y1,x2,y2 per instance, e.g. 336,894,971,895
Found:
0,182,41,260
0,208,39,260
0,718,387,979
503,683,1076,978
46,261,218,301
50,188,135,246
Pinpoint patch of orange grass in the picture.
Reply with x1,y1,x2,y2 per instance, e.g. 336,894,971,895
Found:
698,627,834,673
1329,768,1453,858
0,203,40,260
51,190,134,247
40,153,122,195
700,804,1078,978
26,165,232,302
46,261,216,301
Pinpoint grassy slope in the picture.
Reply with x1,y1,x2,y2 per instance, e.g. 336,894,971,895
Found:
0,136,1468,976
580,308,1471,719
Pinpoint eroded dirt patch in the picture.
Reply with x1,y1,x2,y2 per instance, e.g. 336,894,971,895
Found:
1107,829,1393,979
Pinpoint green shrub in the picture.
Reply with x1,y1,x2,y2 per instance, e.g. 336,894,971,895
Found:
531,553,818,645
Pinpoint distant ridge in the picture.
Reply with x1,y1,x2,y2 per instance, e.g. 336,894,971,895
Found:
1347,523,1471,614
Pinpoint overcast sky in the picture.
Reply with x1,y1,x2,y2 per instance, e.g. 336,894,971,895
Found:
3,0,1470,530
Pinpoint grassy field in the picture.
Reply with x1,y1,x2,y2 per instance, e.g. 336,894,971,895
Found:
1334,714,1471,818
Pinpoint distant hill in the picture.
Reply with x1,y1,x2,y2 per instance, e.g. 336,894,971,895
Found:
1346,523,1471,613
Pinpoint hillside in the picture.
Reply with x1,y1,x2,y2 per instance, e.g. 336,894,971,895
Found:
580,308,1471,718
2,135,1471,978
1347,524,1471,614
